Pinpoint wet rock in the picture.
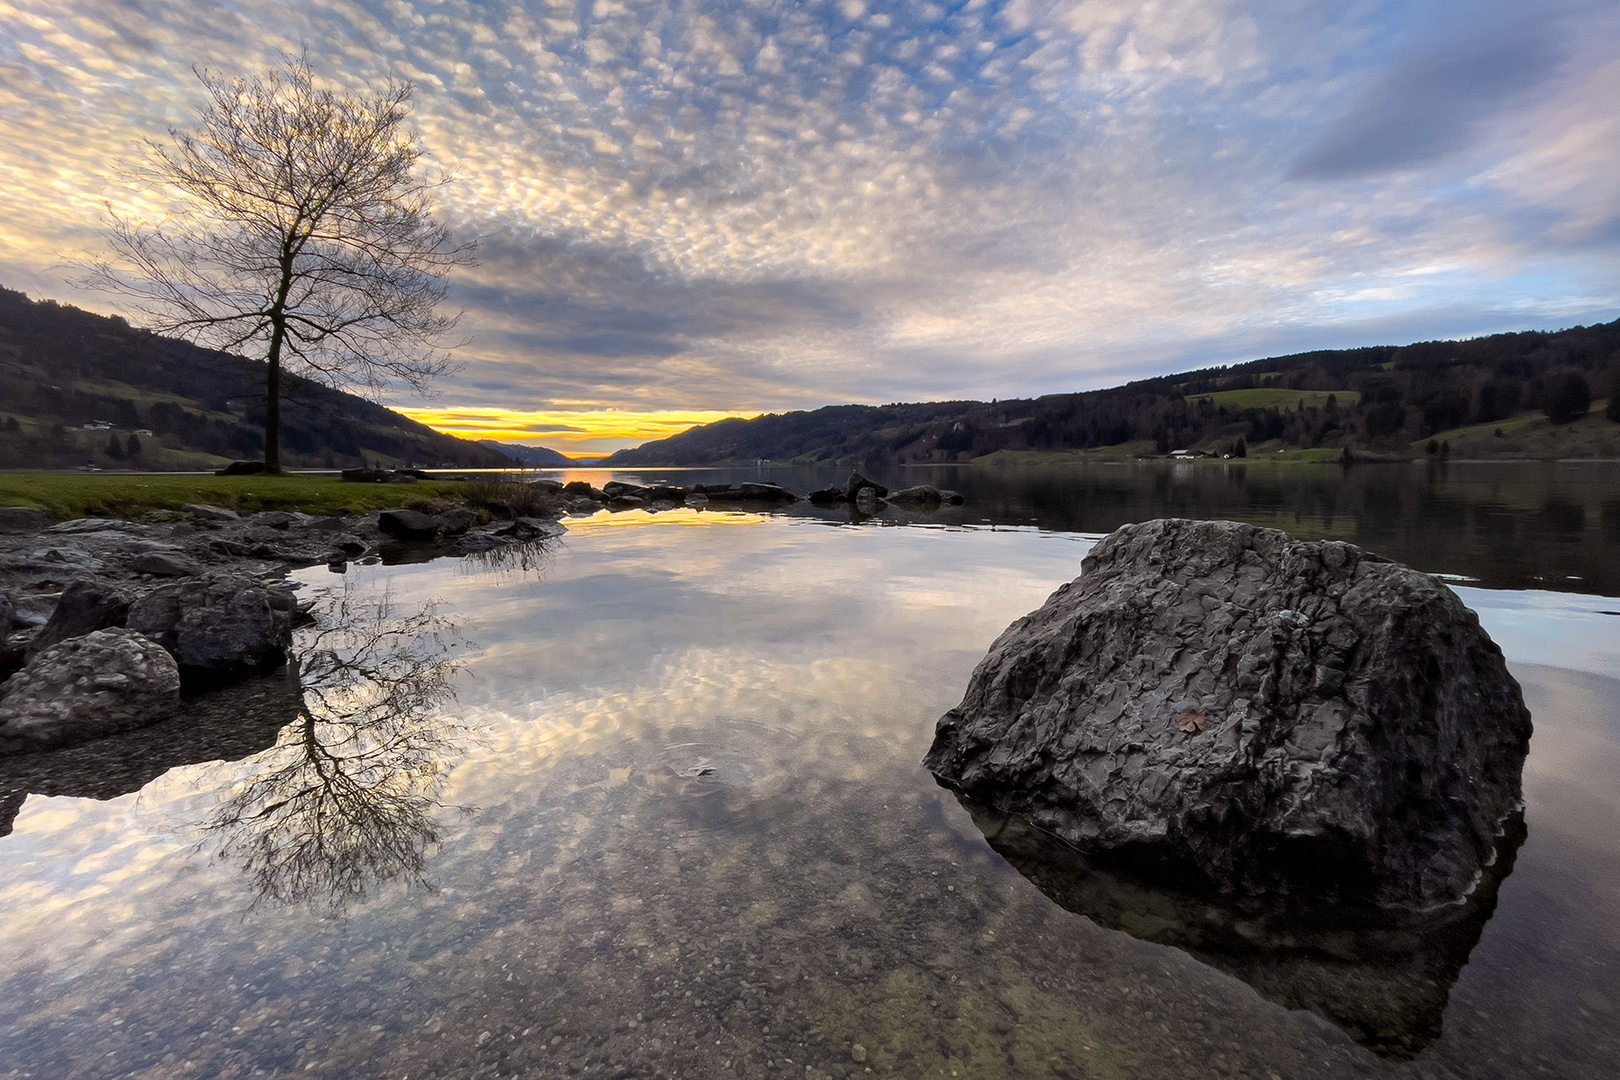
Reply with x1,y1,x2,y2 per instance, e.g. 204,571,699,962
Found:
886,484,942,506
503,517,568,541
0,591,12,633
378,509,441,540
241,524,287,544
610,495,647,509
0,628,180,753
808,487,846,504
457,531,508,553
0,507,47,534
739,482,796,501
925,518,1533,909
28,577,133,657
45,518,134,535
131,551,201,577
182,503,239,522
888,485,966,507
843,473,888,500
431,508,479,535
247,511,294,529
564,481,605,500
126,574,295,680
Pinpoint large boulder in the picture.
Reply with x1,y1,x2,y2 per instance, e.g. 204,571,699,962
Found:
126,574,295,679
27,577,132,657
924,518,1533,909
0,628,181,752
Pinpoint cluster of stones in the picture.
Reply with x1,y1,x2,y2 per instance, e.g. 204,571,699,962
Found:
808,473,965,511
547,478,805,512
0,498,571,753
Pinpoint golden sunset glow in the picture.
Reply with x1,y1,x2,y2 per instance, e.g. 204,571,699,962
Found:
394,407,761,458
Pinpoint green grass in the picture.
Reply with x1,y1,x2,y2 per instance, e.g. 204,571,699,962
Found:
1197,388,1361,412
0,472,470,521
1411,400,1620,460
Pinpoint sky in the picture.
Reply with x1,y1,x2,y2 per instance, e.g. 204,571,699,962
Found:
2,0,1617,456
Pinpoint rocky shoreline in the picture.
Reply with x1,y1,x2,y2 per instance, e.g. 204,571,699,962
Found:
0,471,964,754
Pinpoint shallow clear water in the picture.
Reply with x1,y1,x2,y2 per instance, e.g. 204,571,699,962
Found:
2,494,1619,1079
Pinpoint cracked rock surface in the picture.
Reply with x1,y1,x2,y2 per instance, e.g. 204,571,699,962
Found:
924,517,1532,909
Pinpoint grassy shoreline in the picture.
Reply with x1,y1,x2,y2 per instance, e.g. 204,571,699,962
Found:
0,472,471,522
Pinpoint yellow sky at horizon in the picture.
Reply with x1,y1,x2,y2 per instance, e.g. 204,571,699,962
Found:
395,407,761,458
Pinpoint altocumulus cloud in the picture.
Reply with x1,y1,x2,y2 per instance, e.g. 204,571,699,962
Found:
0,0,1617,448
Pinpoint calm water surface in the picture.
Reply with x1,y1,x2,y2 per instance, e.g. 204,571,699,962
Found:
2,464,1619,1080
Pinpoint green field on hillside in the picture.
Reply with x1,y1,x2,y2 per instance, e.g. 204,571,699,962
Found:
1197,388,1361,411
1410,401,1620,459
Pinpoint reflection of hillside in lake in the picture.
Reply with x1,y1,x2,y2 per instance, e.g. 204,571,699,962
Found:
957,793,1525,1059
562,460,1620,595
201,586,466,911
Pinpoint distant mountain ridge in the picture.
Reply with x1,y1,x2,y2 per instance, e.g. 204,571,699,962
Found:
477,440,572,466
0,286,513,471
606,321,1620,466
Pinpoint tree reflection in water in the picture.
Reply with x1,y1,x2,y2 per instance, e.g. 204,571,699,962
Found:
202,585,466,911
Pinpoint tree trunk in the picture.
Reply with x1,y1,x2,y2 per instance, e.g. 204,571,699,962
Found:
265,319,285,473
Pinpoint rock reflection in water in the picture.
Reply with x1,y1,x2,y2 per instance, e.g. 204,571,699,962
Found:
955,791,1525,1060
200,585,466,911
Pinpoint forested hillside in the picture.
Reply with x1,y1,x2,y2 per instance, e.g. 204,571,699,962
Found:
607,321,1620,466
0,287,512,471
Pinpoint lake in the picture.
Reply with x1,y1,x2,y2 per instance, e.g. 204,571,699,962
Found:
2,460,1618,1079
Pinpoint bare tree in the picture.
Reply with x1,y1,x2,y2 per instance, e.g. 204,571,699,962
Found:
88,54,475,472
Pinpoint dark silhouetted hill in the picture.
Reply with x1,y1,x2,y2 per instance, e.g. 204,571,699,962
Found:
0,286,511,471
